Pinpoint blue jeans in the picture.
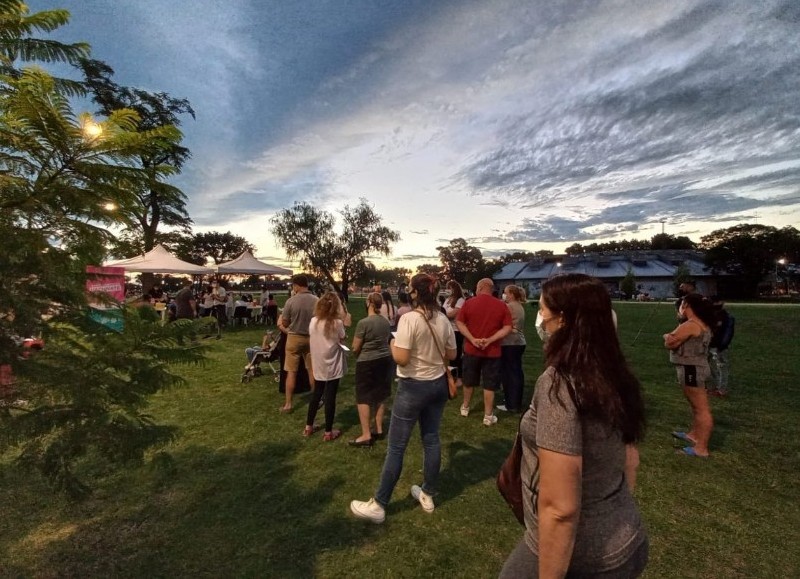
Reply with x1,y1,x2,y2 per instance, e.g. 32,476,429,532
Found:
374,375,449,508
501,345,526,411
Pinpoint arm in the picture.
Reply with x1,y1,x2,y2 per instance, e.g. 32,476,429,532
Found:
456,320,479,347
352,336,364,357
261,333,271,350
391,343,411,366
537,449,582,579
663,321,696,350
624,444,639,492
481,324,512,348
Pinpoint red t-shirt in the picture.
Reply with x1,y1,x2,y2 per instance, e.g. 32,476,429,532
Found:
457,294,512,358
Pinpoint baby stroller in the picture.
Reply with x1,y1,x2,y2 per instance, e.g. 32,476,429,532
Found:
241,331,281,383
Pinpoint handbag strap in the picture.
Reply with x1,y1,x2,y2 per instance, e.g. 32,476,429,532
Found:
416,310,449,369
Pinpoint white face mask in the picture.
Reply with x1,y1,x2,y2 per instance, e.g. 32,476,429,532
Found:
535,311,551,342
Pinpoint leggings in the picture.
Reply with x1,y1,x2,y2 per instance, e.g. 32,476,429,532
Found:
306,378,340,432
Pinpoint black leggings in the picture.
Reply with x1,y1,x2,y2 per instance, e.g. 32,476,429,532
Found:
306,378,340,432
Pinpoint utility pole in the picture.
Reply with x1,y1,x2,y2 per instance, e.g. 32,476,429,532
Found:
660,219,666,235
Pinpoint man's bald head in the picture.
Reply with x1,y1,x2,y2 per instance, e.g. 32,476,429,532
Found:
476,278,495,295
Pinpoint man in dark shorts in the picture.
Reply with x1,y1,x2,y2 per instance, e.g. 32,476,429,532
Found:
277,274,318,413
456,278,512,426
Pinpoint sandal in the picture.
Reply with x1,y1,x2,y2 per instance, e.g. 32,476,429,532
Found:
676,446,709,458
671,431,696,445
323,429,341,442
302,425,321,437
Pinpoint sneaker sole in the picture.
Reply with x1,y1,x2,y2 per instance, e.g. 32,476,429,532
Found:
410,486,435,513
349,502,385,524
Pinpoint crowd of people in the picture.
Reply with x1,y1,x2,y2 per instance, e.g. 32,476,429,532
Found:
243,271,736,577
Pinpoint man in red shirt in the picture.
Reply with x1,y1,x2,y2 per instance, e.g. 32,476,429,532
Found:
456,278,512,426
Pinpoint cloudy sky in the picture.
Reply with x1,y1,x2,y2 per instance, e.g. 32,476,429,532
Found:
38,0,800,268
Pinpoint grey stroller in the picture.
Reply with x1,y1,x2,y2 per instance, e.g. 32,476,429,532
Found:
241,331,281,383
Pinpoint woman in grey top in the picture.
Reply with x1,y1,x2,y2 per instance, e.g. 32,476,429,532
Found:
664,293,715,458
500,274,648,579
499,284,526,412
350,292,392,447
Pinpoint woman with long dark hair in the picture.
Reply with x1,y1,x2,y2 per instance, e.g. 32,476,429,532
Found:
664,292,716,457
498,284,526,412
350,273,456,523
500,274,648,578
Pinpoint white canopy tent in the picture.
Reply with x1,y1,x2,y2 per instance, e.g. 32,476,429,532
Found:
105,244,214,274
215,250,293,276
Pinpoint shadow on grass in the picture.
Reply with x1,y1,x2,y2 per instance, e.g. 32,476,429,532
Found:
18,442,380,577
438,438,511,504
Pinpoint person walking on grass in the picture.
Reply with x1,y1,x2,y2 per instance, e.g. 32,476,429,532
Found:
500,274,648,578
497,284,526,413
456,278,512,426
349,292,392,447
350,273,455,523
278,274,318,413
304,292,347,441
664,293,716,458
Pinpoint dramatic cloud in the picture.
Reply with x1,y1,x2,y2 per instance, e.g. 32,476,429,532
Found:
47,0,800,264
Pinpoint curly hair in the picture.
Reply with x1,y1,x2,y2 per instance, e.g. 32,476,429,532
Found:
315,291,342,338
504,284,526,303
541,273,645,443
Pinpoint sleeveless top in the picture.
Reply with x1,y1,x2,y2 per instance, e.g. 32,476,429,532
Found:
669,320,711,366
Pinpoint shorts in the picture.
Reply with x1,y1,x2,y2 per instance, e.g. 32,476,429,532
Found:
284,334,312,373
676,364,710,388
462,354,501,391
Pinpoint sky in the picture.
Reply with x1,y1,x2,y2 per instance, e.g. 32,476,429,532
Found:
36,0,800,270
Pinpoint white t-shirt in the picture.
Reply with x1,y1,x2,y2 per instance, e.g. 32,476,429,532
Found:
309,317,347,381
394,310,456,381
444,297,465,332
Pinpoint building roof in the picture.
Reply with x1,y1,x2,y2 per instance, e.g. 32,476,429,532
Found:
493,250,712,283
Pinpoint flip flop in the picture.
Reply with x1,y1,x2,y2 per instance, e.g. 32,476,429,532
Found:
671,431,696,445
676,446,708,458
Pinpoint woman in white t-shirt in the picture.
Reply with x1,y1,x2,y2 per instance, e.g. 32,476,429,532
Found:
305,292,347,442
444,280,465,385
350,273,456,523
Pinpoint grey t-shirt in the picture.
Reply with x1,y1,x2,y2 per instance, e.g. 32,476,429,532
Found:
354,314,391,362
281,291,318,335
501,301,526,346
520,367,647,573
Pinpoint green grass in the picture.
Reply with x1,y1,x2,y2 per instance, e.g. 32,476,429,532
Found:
1,300,799,577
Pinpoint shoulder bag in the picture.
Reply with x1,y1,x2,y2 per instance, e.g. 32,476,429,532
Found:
417,311,457,399
496,409,528,526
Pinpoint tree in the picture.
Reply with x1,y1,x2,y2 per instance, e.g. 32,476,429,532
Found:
620,266,636,299
0,8,209,496
416,263,444,278
651,233,696,250
701,224,800,298
177,231,256,265
436,238,484,287
271,199,400,299
79,58,194,290
673,262,692,297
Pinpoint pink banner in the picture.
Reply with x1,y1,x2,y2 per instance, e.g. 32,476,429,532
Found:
86,265,125,303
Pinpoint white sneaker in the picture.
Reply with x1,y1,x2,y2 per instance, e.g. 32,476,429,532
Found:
350,498,385,524
496,404,508,412
460,405,470,417
483,414,498,426
410,485,435,513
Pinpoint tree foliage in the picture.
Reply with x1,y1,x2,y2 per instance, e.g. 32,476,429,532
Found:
436,238,484,287
620,266,636,299
177,230,256,265
701,224,800,297
0,7,209,496
270,199,399,298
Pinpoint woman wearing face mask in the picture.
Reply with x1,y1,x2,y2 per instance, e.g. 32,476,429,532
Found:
498,285,526,413
501,274,648,578
350,292,392,446
664,293,716,458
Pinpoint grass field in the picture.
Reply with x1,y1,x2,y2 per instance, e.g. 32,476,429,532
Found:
1,300,799,578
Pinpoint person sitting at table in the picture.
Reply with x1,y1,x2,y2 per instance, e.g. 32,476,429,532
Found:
263,293,279,325
233,294,253,325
